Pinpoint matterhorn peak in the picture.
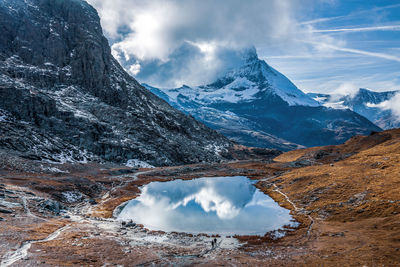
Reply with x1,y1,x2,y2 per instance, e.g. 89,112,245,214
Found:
239,46,259,62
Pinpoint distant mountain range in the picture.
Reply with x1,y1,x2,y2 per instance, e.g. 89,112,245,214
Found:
144,48,381,150
308,88,400,130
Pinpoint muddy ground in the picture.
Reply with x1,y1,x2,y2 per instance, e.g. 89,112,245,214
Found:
0,129,399,266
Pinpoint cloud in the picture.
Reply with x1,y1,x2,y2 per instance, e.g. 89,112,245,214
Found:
298,16,345,26
87,0,323,86
299,3,400,26
367,93,400,121
87,0,400,92
88,0,304,59
304,41,400,63
122,42,254,88
311,25,400,33
328,82,359,102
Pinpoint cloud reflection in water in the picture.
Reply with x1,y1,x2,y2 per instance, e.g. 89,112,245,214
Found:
118,176,296,235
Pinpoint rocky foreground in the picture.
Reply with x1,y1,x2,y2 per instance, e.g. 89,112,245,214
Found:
0,129,399,266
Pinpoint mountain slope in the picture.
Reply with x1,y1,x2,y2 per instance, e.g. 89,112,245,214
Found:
0,0,235,166
309,88,400,129
145,48,381,149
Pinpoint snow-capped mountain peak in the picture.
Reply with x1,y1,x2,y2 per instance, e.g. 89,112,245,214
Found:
146,47,319,107
198,47,320,107
144,47,380,151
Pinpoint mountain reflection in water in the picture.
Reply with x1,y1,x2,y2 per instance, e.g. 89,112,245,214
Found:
118,176,296,235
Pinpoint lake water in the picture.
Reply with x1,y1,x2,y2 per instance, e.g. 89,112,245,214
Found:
117,176,297,236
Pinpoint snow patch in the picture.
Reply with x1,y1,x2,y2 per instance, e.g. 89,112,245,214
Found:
205,144,228,155
312,96,328,103
43,150,90,164
126,159,155,169
323,101,348,110
267,67,319,107
41,165,69,173
62,191,84,203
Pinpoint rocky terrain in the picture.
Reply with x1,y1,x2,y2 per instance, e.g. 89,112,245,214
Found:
0,129,399,266
0,0,243,167
1,1,399,266
145,48,381,151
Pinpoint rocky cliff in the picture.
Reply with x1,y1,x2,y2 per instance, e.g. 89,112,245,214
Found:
0,0,235,166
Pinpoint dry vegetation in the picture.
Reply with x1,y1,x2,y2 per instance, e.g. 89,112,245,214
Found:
0,129,399,266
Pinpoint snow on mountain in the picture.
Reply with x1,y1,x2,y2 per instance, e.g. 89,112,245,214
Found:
143,84,302,151
215,47,320,107
159,47,319,107
309,88,400,129
145,48,381,150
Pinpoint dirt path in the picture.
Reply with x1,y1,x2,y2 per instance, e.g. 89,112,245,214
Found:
271,184,314,236
0,225,70,267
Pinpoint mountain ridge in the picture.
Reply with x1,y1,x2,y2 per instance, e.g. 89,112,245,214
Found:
145,48,381,150
0,0,242,166
308,88,400,130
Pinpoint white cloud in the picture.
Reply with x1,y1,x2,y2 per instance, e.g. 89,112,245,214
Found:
88,0,305,61
331,82,359,99
303,41,400,63
367,93,400,121
87,0,338,87
87,0,311,65
87,0,400,92
311,24,400,33
298,15,345,26
128,62,141,76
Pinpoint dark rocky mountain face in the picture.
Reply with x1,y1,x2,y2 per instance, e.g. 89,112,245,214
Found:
0,0,236,166
308,88,400,130
145,49,382,150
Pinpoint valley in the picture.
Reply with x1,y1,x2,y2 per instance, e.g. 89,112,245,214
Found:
1,129,399,266
0,0,399,266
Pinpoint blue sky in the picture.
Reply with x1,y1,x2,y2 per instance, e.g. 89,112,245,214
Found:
88,0,400,94
265,0,400,93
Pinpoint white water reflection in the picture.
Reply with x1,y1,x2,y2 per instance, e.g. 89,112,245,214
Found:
118,176,296,235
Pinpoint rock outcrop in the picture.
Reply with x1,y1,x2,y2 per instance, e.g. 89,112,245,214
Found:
0,0,238,166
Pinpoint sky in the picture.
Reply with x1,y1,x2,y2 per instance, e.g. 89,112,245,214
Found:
87,0,400,94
